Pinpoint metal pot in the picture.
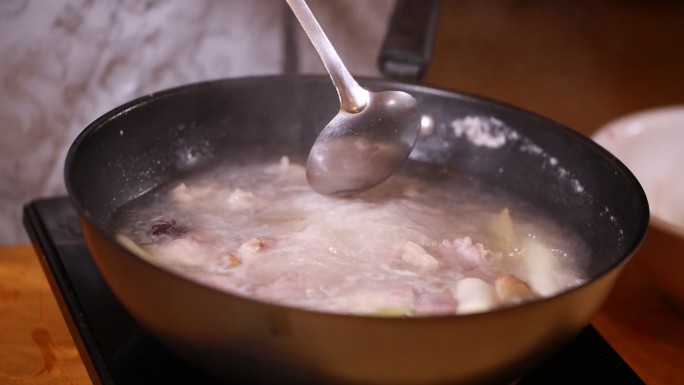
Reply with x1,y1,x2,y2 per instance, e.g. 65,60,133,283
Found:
65,75,648,384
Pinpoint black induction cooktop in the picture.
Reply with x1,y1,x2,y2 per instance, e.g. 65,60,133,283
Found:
23,197,644,385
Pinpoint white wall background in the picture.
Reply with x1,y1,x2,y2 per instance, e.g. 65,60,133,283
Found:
0,0,394,245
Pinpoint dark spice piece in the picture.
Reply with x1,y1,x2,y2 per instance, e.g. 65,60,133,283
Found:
149,219,189,239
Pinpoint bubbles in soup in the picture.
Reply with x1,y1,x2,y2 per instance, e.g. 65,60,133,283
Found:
113,156,587,316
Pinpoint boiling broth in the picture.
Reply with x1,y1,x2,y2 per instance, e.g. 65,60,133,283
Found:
112,156,587,316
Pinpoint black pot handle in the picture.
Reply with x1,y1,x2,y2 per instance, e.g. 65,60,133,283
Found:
378,0,441,82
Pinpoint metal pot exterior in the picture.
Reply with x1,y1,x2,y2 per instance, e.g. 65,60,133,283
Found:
82,219,627,384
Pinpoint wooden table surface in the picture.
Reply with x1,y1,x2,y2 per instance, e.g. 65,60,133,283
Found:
1,246,90,385
3,1,684,384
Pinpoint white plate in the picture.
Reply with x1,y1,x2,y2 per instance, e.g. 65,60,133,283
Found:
593,105,684,236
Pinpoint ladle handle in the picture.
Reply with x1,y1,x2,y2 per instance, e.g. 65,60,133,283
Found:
286,0,369,113
378,0,441,81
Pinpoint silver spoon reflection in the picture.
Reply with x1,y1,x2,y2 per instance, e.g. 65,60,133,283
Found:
286,0,420,196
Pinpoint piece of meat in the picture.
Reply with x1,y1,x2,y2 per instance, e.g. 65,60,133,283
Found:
401,241,439,273
494,274,535,305
171,182,258,211
439,237,486,269
237,237,274,259
223,254,243,268
436,236,498,281
226,188,257,210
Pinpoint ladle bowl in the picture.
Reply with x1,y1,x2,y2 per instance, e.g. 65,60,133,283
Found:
287,0,420,195
306,90,419,195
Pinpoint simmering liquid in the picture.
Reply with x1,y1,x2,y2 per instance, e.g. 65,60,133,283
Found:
112,156,587,316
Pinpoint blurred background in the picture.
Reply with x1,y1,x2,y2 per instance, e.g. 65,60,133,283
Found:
423,0,684,136
1,0,683,245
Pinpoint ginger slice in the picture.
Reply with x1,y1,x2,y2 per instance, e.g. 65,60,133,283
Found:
489,208,517,254
451,277,497,314
116,233,153,261
401,241,439,273
238,237,274,254
515,238,567,297
224,254,243,268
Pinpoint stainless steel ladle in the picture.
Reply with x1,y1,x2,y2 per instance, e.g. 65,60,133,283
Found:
286,0,420,196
